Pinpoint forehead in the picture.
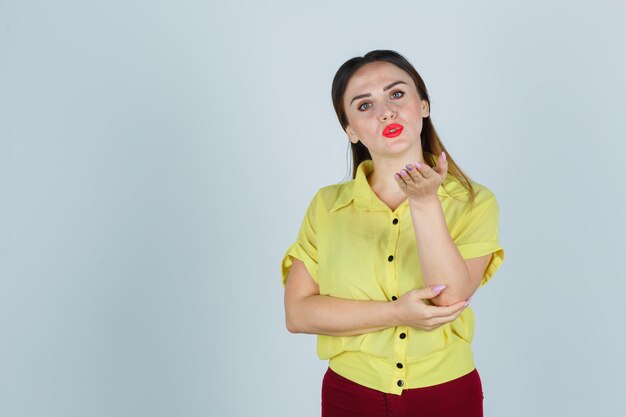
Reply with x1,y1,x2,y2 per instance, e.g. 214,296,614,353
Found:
344,61,412,98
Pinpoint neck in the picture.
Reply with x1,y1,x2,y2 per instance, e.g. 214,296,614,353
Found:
367,152,427,195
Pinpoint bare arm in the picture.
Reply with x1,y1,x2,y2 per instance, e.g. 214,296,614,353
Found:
408,197,491,306
284,258,469,336
284,258,396,336
395,155,493,306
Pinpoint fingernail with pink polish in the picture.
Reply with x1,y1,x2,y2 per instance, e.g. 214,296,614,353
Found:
405,164,413,171
413,161,422,169
432,284,446,293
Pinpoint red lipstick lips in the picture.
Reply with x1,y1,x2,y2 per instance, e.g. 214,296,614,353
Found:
382,123,404,138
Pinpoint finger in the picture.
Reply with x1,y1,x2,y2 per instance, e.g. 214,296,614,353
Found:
413,160,435,179
403,163,422,183
394,171,408,187
398,168,415,184
415,284,447,300
427,304,469,329
426,299,469,320
438,152,448,181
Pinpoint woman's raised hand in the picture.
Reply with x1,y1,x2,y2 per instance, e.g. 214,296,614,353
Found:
394,152,448,203
392,285,469,331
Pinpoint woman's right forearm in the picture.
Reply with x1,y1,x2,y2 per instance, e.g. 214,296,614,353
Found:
286,294,399,336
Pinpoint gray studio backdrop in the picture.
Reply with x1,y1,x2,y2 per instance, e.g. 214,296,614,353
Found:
1,1,625,416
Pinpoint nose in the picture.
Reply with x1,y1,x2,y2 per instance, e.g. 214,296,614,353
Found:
379,105,396,121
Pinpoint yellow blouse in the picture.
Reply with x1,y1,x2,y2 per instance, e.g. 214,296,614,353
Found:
281,157,505,395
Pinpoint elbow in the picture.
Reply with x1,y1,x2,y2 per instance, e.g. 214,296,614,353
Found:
430,289,470,307
286,313,316,334
429,293,453,307
285,317,301,333
285,309,305,333
429,272,478,306
284,294,317,334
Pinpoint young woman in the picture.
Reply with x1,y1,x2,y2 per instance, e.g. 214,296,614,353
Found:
281,50,505,417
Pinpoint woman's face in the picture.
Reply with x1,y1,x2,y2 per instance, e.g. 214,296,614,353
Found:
343,61,429,159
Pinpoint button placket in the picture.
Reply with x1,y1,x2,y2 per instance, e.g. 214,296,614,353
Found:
388,212,406,391
389,213,402,299
391,333,407,392
386,213,400,297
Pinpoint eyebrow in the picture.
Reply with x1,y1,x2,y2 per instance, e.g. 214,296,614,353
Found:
350,80,408,106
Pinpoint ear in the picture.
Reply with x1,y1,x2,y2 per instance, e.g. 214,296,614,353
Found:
345,125,359,144
421,100,430,118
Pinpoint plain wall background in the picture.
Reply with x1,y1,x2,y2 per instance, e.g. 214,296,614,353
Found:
1,1,625,416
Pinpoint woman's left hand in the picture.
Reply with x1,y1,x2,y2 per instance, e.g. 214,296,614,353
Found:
394,152,448,203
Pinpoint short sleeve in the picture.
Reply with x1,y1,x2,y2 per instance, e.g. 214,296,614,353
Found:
454,189,505,287
280,192,320,288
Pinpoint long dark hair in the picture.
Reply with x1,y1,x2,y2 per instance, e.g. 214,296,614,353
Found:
331,50,476,204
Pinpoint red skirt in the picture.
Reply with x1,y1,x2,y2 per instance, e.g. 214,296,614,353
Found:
321,367,484,417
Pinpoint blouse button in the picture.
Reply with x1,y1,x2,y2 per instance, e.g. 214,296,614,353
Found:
388,255,394,262
397,380,404,387
399,333,406,339
391,296,398,301
396,362,403,369
392,218,398,225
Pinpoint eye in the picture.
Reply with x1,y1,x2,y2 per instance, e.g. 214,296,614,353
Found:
357,102,372,111
357,90,405,112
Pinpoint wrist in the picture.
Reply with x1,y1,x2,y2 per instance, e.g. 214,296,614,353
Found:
388,299,403,327
408,195,440,210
